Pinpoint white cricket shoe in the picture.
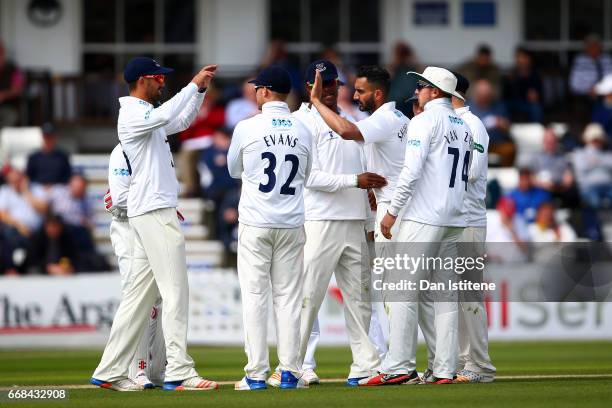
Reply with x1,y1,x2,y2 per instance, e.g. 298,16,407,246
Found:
163,376,219,391
301,369,320,385
90,377,144,391
267,371,281,388
454,369,494,383
133,371,155,389
234,377,267,391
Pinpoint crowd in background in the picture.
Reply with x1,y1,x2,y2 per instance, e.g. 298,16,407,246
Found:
1,34,612,273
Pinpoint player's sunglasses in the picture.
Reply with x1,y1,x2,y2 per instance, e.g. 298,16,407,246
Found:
142,74,166,84
416,81,435,90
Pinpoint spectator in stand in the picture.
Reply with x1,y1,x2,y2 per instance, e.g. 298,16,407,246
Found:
198,126,237,207
457,44,503,98
178,85,225,197
486,196,530,263
259,39,302,95
530,127,579,208
503,47,544,122
592,74,612,139
569,34,612,98
26,123,72,186
507,167,552,223
225,78,258,129
388,41,420,116
0,40,25,127
571,123,612,210
49,173,96,252
0,168,48,275
469,79,516,166
25,214,76,276
217,187,240,266
528,202,577,244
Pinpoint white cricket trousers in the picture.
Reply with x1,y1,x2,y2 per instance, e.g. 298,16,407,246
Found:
108,219,166,384
458,226,496,377
381,220,463,379
237,223,305,380
299,220,380,379
93,208,198,383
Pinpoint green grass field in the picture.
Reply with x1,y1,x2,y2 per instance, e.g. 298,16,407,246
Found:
1,341,612,408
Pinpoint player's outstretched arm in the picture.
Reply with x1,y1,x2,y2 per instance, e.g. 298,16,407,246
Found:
310,70,364,141
166,65,218,135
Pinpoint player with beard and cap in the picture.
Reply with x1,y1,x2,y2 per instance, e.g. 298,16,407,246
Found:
266,60,387,388
91,57,218,392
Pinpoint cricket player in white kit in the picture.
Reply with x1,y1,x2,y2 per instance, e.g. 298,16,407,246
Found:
105,144,165,388
308,65,409,385
227,65,313,391
295,60,387,386
451,72,496,383
91,57,218,391
363,67,472,386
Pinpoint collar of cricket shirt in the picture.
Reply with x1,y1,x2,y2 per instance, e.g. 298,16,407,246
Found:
262,101,290,114
455,106,471,116
377,101,396,112
119,96,153,108
424,97,452,111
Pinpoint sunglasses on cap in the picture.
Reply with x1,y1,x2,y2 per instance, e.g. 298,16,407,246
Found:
142,74,166,83
415,80,435,90
254,85,273,91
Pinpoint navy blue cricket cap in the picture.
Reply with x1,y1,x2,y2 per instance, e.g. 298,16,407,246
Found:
248,65,292,94
123,57,174,83
305,59,344,85
451,71,470,95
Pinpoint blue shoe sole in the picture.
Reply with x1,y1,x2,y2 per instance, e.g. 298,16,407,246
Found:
162,381,183,391
90,378,113,389
346,377,367,387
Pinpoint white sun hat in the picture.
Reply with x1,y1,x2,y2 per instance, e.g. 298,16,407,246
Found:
407,66,465,101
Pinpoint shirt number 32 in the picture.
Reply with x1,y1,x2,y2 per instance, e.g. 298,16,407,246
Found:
258,152,299,196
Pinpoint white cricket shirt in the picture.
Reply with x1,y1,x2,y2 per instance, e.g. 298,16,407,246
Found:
456,106,489,228
227,101,313,228
293,103,371,222
108,144,131,210
356,101,409,204
389,98,472,227
118,82,205,217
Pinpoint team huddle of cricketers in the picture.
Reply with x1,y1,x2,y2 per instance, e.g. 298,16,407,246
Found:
90,56,495,392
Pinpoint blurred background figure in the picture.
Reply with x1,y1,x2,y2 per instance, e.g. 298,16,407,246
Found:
26,123,72,187
387,41,420,117
178,85,226,197
569,35,612,98
571,123,612,241
25,214,76,276
457,44,502,98
0,40,25,127
217,187,240,267
225,78,258,129
506,167,552,223
198,126,238,220
503,47,544,122
0,168,48,275
592,74,612,139
49,173,96,253
572,123,612,210
486,197,530,263
530,127,578,208
469,79,515,166
570,35,612,121
528,201,577,244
